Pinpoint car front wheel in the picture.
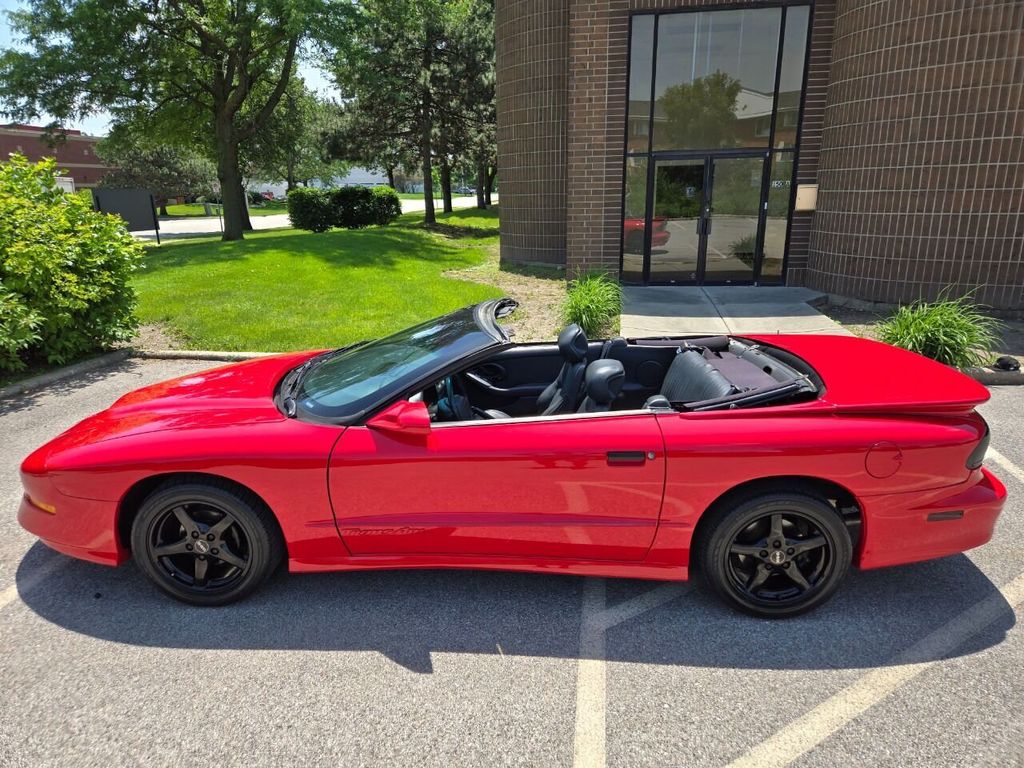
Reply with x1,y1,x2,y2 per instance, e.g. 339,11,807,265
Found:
130,480,283,606
699,492,852,618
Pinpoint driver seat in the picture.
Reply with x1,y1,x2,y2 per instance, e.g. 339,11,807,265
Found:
536,324,589,415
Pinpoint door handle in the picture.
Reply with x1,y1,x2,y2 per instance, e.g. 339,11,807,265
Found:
606,451,648,466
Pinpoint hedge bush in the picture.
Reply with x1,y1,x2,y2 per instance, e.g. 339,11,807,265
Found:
286,187,333,232
877,292,1002,369
563,272,622,337
287,185,402,232
0,154,142,373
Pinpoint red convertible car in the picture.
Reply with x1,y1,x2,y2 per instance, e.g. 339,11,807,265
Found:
19,299,1006,617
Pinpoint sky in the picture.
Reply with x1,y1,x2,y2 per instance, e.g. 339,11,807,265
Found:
0,0,335,136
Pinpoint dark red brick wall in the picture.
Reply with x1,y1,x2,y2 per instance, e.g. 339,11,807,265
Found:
0,127,110,188
804,0,1024,311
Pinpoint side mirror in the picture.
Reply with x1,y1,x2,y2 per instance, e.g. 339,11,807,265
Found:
366,400,432,436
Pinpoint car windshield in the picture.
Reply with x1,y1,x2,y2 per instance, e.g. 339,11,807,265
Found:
296,306,499,420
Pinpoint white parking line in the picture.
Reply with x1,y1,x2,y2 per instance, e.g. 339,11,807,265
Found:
989,449,1024,485
574,578,607,768
727,568,1024,768
0,557,64,612
573,579,688,768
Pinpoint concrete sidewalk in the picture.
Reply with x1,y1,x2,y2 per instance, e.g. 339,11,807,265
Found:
620,285,851,337
136,195,491,240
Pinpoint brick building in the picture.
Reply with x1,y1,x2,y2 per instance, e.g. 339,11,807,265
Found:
496,0,1024,312
0,124,110,189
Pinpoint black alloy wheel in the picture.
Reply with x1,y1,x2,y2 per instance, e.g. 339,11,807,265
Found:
700,492,852,618
131,481,283,606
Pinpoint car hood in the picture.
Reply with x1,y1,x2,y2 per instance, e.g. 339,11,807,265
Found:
747,334,990,413
27,352,320,464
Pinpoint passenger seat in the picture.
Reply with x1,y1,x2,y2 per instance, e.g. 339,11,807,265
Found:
577,359,625,413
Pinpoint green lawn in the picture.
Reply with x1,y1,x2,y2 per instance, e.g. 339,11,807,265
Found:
163,201,288,218
134,208,503,351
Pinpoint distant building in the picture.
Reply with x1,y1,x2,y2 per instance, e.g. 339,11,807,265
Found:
0,124,110,188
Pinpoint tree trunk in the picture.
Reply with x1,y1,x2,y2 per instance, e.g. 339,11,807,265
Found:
240,183,254,231
420,30,436,225
386,166,395,189
485,165,497,206
216,124,246,241
440,155,453,214
476,161,487,209
159,202,169,217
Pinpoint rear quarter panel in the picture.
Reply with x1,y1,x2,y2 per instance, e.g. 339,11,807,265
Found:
650,408,987,569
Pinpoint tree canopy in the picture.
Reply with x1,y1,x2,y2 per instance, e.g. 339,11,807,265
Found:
0,0,350,239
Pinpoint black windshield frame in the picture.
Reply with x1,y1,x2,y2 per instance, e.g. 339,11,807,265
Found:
285,299,517,425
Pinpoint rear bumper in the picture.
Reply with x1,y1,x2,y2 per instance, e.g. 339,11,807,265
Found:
858,467,1007,569
651,230,670,247
18,474,126,566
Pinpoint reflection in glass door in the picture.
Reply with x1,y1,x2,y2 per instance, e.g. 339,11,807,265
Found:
703,156,764,283
649,159,705,282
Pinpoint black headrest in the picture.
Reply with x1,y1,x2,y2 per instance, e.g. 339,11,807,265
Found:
584,359,625,404
558,324,588,363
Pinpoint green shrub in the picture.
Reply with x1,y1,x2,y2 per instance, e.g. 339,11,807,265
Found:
0,154,142,372
876,293,1002,368
371,186,402,226
288,185,402,232
286,187,333,232
329,186,375,229
563,272,622,337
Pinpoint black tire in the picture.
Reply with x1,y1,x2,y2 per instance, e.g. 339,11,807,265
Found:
699,492,852,618
130,480,283,606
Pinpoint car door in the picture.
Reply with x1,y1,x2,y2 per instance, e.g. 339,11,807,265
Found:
328,409,667,561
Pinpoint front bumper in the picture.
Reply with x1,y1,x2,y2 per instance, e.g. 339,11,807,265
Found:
858,467,1007,569
18,473,126,566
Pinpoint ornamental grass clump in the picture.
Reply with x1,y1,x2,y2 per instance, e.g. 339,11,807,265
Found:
562,272,622,337
876,293,1002,368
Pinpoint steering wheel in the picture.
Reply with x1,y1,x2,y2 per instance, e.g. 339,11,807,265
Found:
437,374,494,420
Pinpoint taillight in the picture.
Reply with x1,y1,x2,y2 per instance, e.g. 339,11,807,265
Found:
966,415,990,470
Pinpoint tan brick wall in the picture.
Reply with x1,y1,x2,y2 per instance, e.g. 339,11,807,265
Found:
498,0,833,280
805,0,1024,311
495,0,570,265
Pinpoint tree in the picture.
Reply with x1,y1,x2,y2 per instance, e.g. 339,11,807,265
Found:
246,80,350,191
96,132,216,216
0,0,348,240
658,72,743,150
326,0,495,224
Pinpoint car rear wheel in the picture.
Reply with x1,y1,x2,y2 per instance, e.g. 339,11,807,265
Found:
699,492,852,618
130,481,283,606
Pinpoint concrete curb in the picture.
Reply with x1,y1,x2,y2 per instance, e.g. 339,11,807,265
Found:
0,349,134,400
962,367,1024,386
0,348,276,400
132,349,275,362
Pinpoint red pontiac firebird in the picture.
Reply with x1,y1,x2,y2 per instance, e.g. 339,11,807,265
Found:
19,299,1006,617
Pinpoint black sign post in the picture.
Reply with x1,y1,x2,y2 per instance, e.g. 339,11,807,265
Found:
92,188,162,244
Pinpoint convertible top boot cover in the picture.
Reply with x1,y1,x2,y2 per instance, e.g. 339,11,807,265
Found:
536,324,589,415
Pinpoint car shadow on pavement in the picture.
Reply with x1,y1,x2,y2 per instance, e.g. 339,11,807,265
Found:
16,541,1014,674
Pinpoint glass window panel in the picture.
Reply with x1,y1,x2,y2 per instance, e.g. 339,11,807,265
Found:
775,6,810,149
621,156,648,282
653,9,781,151
627,15,655,153
762,152,795,282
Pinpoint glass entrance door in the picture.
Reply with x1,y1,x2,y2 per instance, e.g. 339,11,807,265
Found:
643,153,766,284
648,159,705,282
703,155,764,283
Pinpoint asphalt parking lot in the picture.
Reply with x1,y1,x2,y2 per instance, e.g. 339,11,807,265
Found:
1,359,1022,767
